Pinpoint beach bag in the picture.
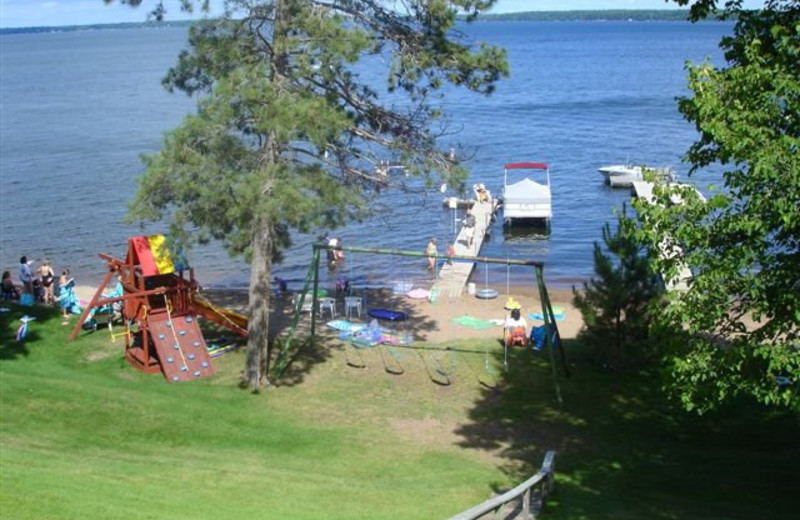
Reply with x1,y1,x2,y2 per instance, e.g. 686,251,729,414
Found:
531,324,559,351
20,293,34,306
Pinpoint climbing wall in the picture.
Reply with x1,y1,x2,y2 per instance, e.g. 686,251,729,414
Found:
148,315,215,383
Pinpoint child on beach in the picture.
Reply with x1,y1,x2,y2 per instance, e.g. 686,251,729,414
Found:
57,269,79,324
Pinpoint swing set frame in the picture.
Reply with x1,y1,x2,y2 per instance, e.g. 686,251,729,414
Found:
274,243,570,404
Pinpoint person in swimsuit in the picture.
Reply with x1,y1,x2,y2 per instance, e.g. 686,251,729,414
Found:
39,259,55,304
425,238,438,270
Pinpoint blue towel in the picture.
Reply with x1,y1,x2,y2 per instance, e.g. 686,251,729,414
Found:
529,312,565,322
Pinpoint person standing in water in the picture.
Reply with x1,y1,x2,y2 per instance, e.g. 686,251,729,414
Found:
425,238,438,270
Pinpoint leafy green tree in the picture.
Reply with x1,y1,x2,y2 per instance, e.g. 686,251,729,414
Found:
109,0,507,390
573,207,662,373
635,0,800,412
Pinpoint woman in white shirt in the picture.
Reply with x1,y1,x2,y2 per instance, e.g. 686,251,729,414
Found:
19,256,34,295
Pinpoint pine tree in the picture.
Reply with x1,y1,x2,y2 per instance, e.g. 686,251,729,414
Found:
573,207,662,372
112,0,508,390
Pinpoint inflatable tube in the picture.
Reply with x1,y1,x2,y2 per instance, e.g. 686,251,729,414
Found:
406,288,430,300
368,308,409,321
392,282,414,295
475,288,499,300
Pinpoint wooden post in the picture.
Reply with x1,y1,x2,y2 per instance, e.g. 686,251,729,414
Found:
69,269,115,341
310,246,321,346
535,265,563,406
523,488,531,519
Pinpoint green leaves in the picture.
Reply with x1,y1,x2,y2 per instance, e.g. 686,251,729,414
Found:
638,3,800,413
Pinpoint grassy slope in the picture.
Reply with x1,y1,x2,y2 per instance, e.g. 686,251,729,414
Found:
1,303,797,519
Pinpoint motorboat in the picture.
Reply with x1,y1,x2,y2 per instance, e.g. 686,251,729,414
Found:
502,162,552,226
598,163,675,188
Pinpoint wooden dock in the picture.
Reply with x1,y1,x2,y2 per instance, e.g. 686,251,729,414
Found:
631,180,705,292
434,198,500,297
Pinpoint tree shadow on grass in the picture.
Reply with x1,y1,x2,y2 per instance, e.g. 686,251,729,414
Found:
453,339,800,519
0,303,63,360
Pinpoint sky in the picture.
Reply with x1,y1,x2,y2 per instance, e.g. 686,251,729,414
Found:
0,0,765,29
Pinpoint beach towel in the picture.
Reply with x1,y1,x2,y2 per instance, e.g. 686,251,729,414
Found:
326,320,366,332
529,306,566,322
450,315,495,330
16,316,35,342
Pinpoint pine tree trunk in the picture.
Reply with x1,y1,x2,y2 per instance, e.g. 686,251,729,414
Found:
244,215,273,391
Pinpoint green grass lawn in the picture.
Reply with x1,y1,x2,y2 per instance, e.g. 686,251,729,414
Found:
1,303,797,519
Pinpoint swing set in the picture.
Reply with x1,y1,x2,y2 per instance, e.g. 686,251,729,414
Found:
274,242,570,404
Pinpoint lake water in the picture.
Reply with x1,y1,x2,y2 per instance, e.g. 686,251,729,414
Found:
0,21,730,293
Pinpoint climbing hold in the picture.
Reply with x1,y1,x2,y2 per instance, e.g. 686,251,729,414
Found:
173,344,180,350
179,330,186,336
167,356,174,363
181,366,188,372
158,334,165,340
193,341,200,347
188,353,195,360
201,362,209,368
172,376,180,382
194,371,201,377
185,317,193,323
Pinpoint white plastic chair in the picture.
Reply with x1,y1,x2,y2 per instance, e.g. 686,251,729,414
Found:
344,296,362,319
319,297,337,319
292,293,314,313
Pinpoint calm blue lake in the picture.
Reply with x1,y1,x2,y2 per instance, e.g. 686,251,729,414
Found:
0,21,730,292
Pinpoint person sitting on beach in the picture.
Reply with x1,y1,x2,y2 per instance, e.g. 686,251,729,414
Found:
2,271,20,300
425,238,438,270
504,308,528,347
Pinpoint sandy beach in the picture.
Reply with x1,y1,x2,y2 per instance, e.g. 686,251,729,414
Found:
73,281,584,344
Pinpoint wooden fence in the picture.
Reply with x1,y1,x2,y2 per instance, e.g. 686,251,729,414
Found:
445,451,556,520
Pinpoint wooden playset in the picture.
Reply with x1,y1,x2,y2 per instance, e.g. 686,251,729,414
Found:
70,235,247,382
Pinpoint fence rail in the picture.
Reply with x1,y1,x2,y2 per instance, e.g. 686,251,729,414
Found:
446,451,556,520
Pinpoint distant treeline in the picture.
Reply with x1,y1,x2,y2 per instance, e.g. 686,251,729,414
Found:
0,20,193,35
481,9,694,22
1,10,713,35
